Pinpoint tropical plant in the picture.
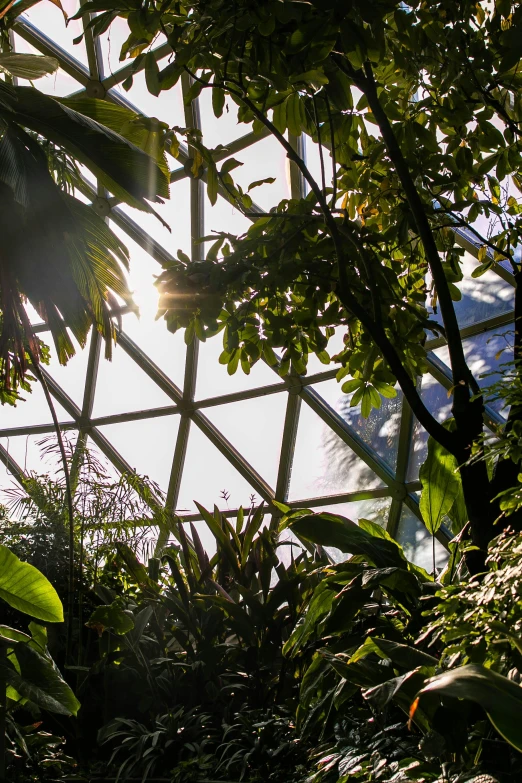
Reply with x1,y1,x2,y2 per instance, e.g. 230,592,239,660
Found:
0,544,79,782
286,511,522,783
73,502,322,779
76,0,522,571
0,0,174,415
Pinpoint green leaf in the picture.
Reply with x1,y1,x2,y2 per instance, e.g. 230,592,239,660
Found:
87,601,135,636
419,437,460,535
415,664,522,752
349,636,437,668
144,51,160,96
248,177,275,191
1,643,80,716
212,86,225,118
0,546,63,622
289,513,406,568
6,86,169,214
0,53,59,80
207,162,218,206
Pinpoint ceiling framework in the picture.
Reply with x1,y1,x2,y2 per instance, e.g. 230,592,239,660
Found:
0,12,515,568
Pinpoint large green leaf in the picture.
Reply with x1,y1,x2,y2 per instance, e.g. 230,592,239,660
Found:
349,636,438,669
0,83,169,216
86,601,135,636
414,664,522,752
0,53,58,80
0,545,63,622
1,643,80,716
419,436,461,535
289,512,406,568
57,96,170,182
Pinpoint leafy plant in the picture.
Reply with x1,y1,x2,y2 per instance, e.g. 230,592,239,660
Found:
0,544,78,781
80,0,522,571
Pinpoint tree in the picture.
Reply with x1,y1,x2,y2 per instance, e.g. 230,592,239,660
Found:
75,0,522,570
0,6,170,397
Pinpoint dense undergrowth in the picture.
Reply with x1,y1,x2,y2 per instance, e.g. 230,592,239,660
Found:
2,453,522,783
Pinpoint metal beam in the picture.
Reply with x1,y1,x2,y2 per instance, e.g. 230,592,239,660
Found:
425,311,514,352
14,18,91,86
163,72,203,534
387,395,413,538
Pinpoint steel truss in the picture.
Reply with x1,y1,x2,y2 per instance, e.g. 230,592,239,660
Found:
1,13,515,556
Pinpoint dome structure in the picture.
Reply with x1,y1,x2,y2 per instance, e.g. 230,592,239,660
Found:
0,2,514,571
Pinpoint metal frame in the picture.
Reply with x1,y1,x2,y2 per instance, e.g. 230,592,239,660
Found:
2,16,515,557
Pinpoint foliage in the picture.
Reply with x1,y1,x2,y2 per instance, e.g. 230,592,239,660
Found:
0,5,170,397
70,0,522,568
61,501,322,779
289,515,522,783
5,717,82,782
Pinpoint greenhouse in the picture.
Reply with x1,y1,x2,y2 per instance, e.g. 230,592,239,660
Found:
0,0,520,781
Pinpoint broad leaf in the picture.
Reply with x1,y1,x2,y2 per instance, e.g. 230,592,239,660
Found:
290,512,406,568
1,643,80,716
87,601,135,636
0,545,63,622
0,84,169,215
414,664,522,752
419,436,461,535
0,53,58,79
349,636,438,669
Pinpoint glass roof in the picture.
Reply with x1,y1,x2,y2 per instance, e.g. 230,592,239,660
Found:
1,4,515,571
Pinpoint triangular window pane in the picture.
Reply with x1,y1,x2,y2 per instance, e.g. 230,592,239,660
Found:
97,415,180,492
0,382,71,431
18,4,89,68
1,431,77,481
46,339,91,409
407,373,452,482
177,422,260,516
313,378,401,470
204,392,287,488
288,402,385,501
429,251,513,330
396,505,447,573
92,343,176,418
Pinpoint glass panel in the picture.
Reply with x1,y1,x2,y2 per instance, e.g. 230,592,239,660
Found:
203,392,287,488
92,342,176,418
205,192,252,239
407,373,452,482
177,422,260,515
12,35,84,97
288,401,385,501
231,135,290,211
99,17,132,78
46,338,90,408
199,89,252,147
312,378,401,470
97,415,179,492
434,326,513,418
20,1,89,67
396,505,448,573
428,251,513,329
305,328,345,375
0,431,77,481
0,383,71,430
109,69,185,128
115,177,191,254
110,224,187,389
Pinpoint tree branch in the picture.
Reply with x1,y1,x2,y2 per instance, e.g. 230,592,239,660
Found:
349,61,469,389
